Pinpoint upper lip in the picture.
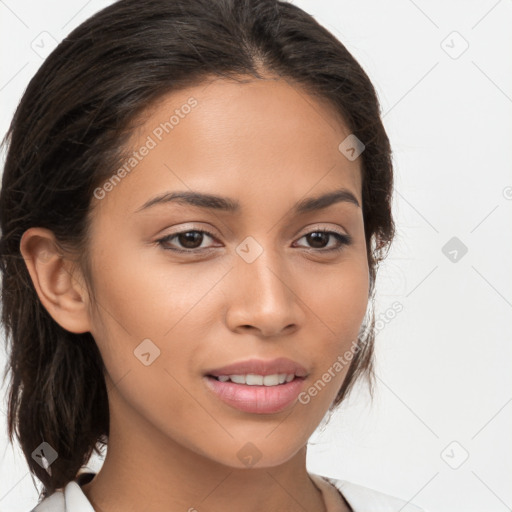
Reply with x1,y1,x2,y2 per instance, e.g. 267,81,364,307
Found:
205,357,308,378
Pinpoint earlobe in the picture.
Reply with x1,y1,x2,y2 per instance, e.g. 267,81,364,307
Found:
19,227,92,334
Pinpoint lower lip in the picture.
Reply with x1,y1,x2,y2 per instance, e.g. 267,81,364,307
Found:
204,376,305,414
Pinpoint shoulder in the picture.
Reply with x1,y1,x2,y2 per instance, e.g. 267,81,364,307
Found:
29,474,96,512
30,489,65,512
317,474,430,512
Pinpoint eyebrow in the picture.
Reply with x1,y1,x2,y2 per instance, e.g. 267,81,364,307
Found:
134,188,360,214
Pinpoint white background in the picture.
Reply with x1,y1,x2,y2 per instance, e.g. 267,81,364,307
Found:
1,1,511,511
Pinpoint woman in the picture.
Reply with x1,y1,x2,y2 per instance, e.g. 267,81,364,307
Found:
0,0,427,510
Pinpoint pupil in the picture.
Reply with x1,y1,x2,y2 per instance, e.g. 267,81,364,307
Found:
179,231,202,248
308,232,328,248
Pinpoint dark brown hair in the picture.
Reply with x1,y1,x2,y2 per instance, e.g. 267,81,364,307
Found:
0,0,394,499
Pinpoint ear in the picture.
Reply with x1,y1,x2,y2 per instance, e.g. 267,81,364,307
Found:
19,227,92,333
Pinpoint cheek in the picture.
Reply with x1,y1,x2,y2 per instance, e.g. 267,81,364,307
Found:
88,232,227,342
302,259,369,397
306,257,369,338
86,239,231,430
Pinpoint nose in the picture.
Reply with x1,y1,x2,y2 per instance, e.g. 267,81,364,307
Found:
224,247,304,338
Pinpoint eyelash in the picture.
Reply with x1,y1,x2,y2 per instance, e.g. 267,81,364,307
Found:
155,228,352,255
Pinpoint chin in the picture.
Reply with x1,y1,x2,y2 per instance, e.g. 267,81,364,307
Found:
199,436,308,471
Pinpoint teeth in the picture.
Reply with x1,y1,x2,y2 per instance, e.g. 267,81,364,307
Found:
246,374,264,385
230,375,246,384
214,373,296,386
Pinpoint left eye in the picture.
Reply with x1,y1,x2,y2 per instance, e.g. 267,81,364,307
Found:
294,229,352,252
156,229,351,253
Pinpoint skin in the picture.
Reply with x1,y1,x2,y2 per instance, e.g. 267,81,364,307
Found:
20,74,369,512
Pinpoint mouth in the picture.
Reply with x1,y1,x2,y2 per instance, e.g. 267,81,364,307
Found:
207,373,299,385
203,358,308,414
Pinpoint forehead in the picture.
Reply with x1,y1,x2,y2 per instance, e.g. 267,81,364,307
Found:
91,76,362,219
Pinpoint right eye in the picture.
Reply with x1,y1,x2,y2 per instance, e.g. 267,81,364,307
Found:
156,229,220,253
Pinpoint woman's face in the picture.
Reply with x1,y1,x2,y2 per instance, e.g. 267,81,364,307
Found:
85,75,369,468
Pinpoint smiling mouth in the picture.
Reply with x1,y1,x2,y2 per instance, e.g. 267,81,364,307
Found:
203,374,307,414
207,373,299,386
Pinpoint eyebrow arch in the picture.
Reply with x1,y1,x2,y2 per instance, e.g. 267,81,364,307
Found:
134,188,360,214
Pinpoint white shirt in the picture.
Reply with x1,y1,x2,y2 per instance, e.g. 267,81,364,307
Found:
31,472,428,512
